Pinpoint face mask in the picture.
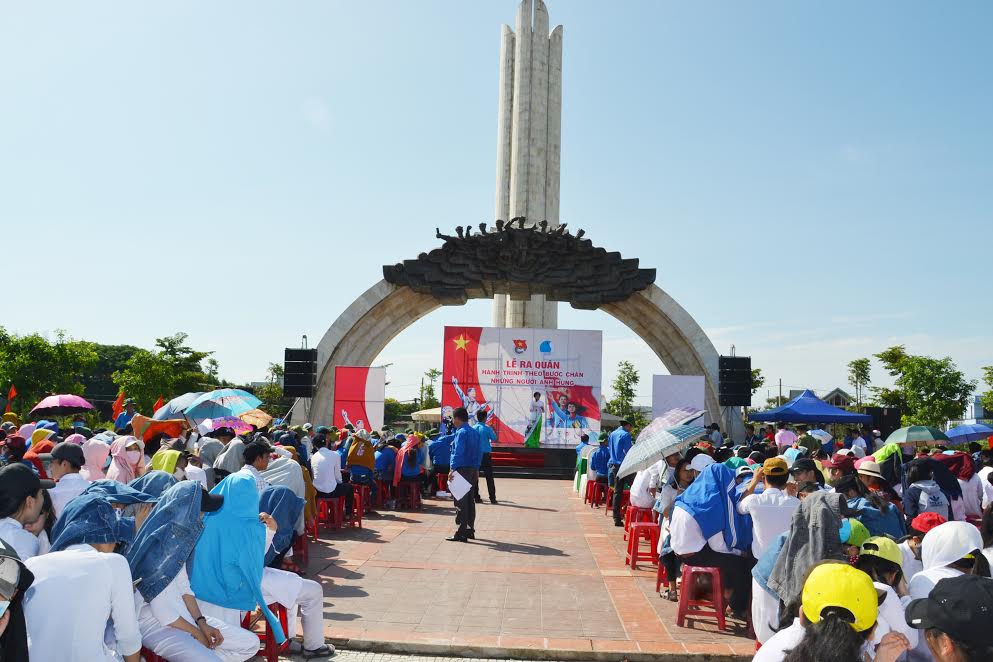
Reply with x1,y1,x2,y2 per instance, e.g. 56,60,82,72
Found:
174,468,186,480
126,450,142,465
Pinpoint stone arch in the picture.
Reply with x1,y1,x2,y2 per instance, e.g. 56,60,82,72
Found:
302,280,727,429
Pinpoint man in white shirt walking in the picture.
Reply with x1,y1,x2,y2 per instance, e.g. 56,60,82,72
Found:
45,441,91,518
736,457,800,559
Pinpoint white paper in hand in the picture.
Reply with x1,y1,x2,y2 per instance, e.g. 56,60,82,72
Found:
448,471,473,501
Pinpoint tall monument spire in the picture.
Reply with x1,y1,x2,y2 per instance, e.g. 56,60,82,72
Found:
491,0,563,329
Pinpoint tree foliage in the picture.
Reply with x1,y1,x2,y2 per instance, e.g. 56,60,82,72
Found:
419,368,442,409
847,358,872,407
0,327,98,414
980,366,993,418
384,398,418,425
750,368,764,397
255,363,289,417
112,332,220,414
763,395,790,410
872,345,976,427
604,361,648,429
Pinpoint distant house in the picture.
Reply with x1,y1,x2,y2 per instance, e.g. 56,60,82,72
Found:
787,388,854,408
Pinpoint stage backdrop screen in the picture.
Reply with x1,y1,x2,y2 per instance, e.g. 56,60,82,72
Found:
333,366,386,432
652,375,706,420
442,326,602,448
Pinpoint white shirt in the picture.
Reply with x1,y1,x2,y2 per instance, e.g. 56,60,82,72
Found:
25,543,142,661
629,468,658,509
237,464,267,493
870,582,918,651
0,516,40,561
311,447,343,493
48,472,90,519
850,436,868,458
899,540,924,582
185,464,208,488
979,466,993,510
754,617,875,662
958,473,984,519
147,565,198,626
736,487,800,559
668,506,735,556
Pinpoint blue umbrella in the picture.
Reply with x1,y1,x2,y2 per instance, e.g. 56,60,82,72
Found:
152,392,203,421
183,388,261,422
945,424,993,444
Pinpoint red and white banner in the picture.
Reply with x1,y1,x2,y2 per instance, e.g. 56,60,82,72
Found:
442,326,602,448
333,366,386,432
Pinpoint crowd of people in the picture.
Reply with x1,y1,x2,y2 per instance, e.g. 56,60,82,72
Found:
582,420,993,662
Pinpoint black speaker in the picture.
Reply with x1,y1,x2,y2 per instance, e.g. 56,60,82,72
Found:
284,348,317,398
862,406,902,439
718,355,752,407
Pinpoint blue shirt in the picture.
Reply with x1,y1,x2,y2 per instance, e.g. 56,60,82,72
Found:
471,422,497,454
429,436,453,467
114,410,136,430
374,446,396,474
450,423,482,470
589,446,609,477
608,427,632,466
400,447,426,478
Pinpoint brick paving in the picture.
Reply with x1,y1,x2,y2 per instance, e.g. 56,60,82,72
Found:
293,478,754,660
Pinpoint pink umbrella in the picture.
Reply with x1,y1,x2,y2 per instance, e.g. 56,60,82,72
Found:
207,416,254,435
30,394,95,417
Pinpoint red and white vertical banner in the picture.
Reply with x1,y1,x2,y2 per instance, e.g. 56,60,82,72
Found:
333,366,386,432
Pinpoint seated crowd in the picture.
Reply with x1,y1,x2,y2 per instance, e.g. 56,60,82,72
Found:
0,409,454,661
581,420,993,662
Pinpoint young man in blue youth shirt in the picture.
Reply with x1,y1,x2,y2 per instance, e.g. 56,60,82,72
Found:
447,407,481,543
472,410,498,504
607,420,634,526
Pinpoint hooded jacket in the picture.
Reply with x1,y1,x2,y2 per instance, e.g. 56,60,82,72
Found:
80,438,111,481
258,485,304,564
673,463,752,553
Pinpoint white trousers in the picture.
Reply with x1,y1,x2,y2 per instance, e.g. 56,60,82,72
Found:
751,578,780,644
263,575,325,650
140,615,259,662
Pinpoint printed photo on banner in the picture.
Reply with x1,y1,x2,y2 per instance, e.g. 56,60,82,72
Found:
442,326,602,448
332,366,386,432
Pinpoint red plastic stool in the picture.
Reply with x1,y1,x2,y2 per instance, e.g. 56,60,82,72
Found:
624,505,655,540
603,488,630,516
292,533,308,564
305,516,319,542
676,565,727,631
588,481,608,507
397,480,422,509
437,473,449,494
241,603,290,662
317,497,344,531
355,483,373,513
141,647,167,662
655,558,669,592
376,479,392,507
625,522,660,569
348,486,364,529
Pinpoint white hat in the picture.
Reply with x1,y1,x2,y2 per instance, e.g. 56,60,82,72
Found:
302,423,313,431
836,449,854,457
690,454,715,473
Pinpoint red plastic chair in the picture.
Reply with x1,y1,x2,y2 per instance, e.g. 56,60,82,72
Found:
348,486,364,529
141,647,167,662
436,473,449,494
624,505,655,540
603,488,630,516
655,558,669,592
397,481,422,510
317,497,344,531
676,565,727,631
241,603,290,662
292,532,308,564
375,479,392,507
625,522,660,569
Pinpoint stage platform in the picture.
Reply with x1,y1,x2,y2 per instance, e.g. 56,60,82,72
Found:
490,447,576,479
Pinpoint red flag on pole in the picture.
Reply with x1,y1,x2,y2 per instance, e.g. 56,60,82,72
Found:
4,385,15,413
112,391,126,421
153,396,164,414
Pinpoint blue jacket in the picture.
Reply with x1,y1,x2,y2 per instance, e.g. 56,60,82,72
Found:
259,486,305,564
589,446,609,477
83,480,158,505
450,423,482,470
608,427,632,466
126,481,203,602
191,472,285,644
401,447,426,478
374,446,396,474
752,532,788,599
428,436,452,468
848,496,906,539
50,493,136,553
674,463,752,553
129,471,178,498
471,422,497,454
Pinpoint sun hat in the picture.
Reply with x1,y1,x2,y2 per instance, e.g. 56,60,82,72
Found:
801,563,878,633
856,460,885,480
763,457,788,476
736,465,755,477
860,536,902,566
909,512,946,535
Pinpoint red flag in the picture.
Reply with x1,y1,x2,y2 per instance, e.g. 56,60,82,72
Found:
4,385,14,413
153,396,164,414
112,391,126,421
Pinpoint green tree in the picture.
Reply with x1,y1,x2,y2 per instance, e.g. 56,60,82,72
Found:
420,368,442,409
847,358,872,407
873,345,976,427
750,368,764,397
384,398,418,424
0,327,98,414
112,332,218,413
763,395,789,410
980,366,993,418
255,363,288,416
604,361,648,429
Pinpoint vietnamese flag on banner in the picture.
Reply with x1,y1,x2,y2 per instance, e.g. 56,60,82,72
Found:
152,396,164,414
112,391,126,421
332,367,386,431
4,385,15,413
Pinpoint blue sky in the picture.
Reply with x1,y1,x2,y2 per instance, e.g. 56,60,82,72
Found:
2,1,990,408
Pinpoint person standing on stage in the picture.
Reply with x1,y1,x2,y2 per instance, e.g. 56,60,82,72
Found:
447,408,481,543
472,410,498,505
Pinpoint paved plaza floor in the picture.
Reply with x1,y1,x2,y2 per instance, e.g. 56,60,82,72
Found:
300,478,754,661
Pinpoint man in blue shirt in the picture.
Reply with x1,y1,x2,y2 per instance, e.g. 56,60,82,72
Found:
447,407,481,542
114,399,138,432
472,410,498,504
607,420,634,526
589,434,610,483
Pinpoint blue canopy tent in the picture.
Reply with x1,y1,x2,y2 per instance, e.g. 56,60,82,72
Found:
749,389,872,424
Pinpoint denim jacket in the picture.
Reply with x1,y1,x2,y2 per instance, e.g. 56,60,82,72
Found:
126,481,204,602
258,485,304,564
129,470,179,498
83,479,158,505
50,493,136,553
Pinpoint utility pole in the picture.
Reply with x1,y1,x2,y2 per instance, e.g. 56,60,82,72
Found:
779,379,782,403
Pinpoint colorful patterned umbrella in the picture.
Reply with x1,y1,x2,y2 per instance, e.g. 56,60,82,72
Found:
239,409,273,429
29,394,95,417
206,416,254,435
617,424,708,480
183,388,261,422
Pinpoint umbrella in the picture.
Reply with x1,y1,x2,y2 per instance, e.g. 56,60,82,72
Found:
205,416,254,435
152,392,204,421
617,424,708,480
808,429,833,445
885,426,950,447
652,406,705,428
945,424,993,444
131,414,188,442
183,388,261,422
239,408,273,429
29,394,94,418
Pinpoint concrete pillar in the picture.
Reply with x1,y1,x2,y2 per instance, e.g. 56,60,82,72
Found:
493,24,516,321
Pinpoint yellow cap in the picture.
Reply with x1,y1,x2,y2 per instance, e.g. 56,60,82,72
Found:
802,564,878,633
860,536,902,567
